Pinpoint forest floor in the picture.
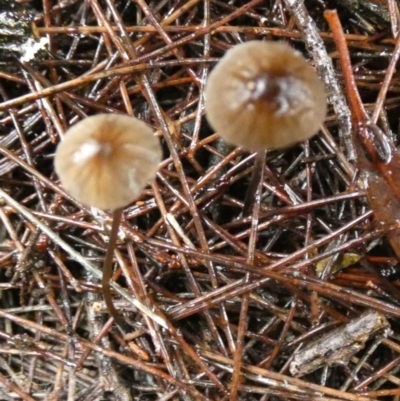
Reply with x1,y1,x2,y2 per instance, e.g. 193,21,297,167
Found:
1,0,400,400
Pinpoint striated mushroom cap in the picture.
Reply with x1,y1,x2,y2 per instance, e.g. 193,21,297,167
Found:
55,114,162,210
205,41,327,151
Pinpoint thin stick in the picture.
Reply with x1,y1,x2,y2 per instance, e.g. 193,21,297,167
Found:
324,9,367,124
371,32,400,123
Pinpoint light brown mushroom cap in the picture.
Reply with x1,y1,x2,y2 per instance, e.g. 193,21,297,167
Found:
55,114,162,210
204,41,327,152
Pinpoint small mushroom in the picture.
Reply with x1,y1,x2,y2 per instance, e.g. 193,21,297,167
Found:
55,113,161,210
204,40,327,151
55,113,162,330
204,41,327,214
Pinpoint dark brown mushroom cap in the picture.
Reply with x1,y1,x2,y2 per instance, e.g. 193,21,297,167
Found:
204,41,327,151
55,114,162,210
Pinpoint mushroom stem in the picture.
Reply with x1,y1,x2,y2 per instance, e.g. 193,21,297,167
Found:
102,207,126,331
243,151,266,216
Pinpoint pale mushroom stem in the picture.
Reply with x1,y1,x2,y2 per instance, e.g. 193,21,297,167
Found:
243,151,266,216
102,207,126,331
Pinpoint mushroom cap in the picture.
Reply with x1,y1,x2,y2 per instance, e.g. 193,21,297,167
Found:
55,114,162,210
204,41,327,152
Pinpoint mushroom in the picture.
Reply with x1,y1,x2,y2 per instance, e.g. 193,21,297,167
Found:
55,113,162,329
204,41,327,214
205,40,326,151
